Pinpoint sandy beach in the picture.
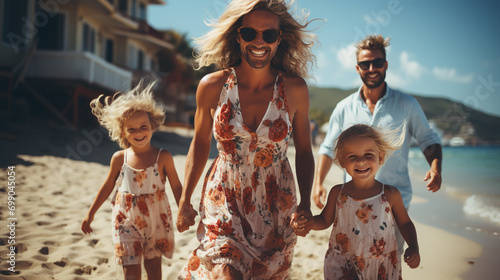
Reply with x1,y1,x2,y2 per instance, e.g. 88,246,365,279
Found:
1,118,499,280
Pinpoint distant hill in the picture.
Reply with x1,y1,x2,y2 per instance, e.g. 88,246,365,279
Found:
308,86,500,145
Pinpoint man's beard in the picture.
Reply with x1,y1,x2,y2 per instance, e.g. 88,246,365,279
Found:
361,71,386,89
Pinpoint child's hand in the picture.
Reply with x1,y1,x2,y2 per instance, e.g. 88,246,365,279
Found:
81,215,94,234
290,213,309,234
404,245,420,268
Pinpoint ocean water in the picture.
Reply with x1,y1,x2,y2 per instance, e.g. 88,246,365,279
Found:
408,146,500,237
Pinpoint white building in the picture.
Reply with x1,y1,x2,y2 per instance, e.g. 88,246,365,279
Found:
0,0,174,126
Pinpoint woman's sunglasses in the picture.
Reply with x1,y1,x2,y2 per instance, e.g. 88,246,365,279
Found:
238,27,281,44
357,58,386,70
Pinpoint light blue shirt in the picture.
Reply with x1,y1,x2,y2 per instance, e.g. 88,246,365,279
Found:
318,84,441,207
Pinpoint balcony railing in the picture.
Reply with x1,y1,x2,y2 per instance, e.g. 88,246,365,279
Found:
26,51,132,92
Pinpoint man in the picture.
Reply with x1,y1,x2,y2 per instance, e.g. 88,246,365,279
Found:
176,1,317,279
313,34,442,254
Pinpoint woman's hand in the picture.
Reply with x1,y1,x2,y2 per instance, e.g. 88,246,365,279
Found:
176,201,197,232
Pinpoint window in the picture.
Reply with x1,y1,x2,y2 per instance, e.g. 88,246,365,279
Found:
128,44,137,69
137,50,144,71
104,38,114,63
118,0,128,14
2,0,29,46
131,0,137,19
37,12,65,51
82,23,96,53
139,3,146,20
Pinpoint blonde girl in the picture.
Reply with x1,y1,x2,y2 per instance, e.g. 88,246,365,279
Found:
293,124,420,279
81,82,182,280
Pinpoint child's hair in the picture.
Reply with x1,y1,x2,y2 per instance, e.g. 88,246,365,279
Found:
90,81,165,149
333,124,403,167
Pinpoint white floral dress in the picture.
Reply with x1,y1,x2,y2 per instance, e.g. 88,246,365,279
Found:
111,149,174,265
179,69,297,279
324,184,402,280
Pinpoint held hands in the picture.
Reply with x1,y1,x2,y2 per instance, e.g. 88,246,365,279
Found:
176,201,197,233
290,204,313,237
424,168,441,192
404,245,421,269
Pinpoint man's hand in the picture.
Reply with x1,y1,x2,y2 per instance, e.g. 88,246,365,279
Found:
312,182,327,209
424,168,441,192
404,245,421,268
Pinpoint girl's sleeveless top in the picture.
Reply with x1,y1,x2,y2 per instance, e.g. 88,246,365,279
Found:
324,184,402,280
111,149,174,261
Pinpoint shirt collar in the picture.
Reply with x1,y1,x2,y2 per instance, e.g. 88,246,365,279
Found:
356,83,392,104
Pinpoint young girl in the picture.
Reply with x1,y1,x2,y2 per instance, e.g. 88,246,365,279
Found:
293,124,420,279
81,82,182,280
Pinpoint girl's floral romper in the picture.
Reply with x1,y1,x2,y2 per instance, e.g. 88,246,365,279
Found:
325,184,402,280
111,149,174,265
179,69,297,279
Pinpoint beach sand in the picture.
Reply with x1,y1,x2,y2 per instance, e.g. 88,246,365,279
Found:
0,118,498,279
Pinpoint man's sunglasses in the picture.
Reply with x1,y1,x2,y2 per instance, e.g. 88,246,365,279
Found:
357,58,386,70
238,27,282,44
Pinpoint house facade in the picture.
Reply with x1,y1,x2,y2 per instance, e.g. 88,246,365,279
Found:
0,0,175,126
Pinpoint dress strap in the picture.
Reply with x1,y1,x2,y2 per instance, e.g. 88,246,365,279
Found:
381,183,385,194
274,71,282,97
219,68,237,105
155,148,163,164
124,149,127,163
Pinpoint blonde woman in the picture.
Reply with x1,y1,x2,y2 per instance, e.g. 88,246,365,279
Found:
176,0,318,279
81,82,182,280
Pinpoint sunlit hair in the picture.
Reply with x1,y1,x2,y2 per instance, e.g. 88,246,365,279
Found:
90,81,165,149
194,0,318,78
355,34,391,60
333,124,404,167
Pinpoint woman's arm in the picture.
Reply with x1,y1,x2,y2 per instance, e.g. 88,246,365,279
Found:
286,75,315,236
176,71,227,233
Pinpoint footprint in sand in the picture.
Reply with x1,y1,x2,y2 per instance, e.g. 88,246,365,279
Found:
88,239,99,248
39,246,50,255
75,265,96,275
43,211,59,218
97,258,108,265
54,258,69,267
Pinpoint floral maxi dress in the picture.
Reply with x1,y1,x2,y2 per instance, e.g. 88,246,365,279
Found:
324,184,402,280
179,69,297,279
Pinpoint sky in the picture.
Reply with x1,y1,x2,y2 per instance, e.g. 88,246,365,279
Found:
148,0,500,117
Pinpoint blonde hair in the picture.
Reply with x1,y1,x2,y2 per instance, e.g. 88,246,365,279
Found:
90,82,165,149
194,0,318,78
333,124,403,167
355,34,391,60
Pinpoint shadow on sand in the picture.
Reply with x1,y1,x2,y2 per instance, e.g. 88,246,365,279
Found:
0,117,218,169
